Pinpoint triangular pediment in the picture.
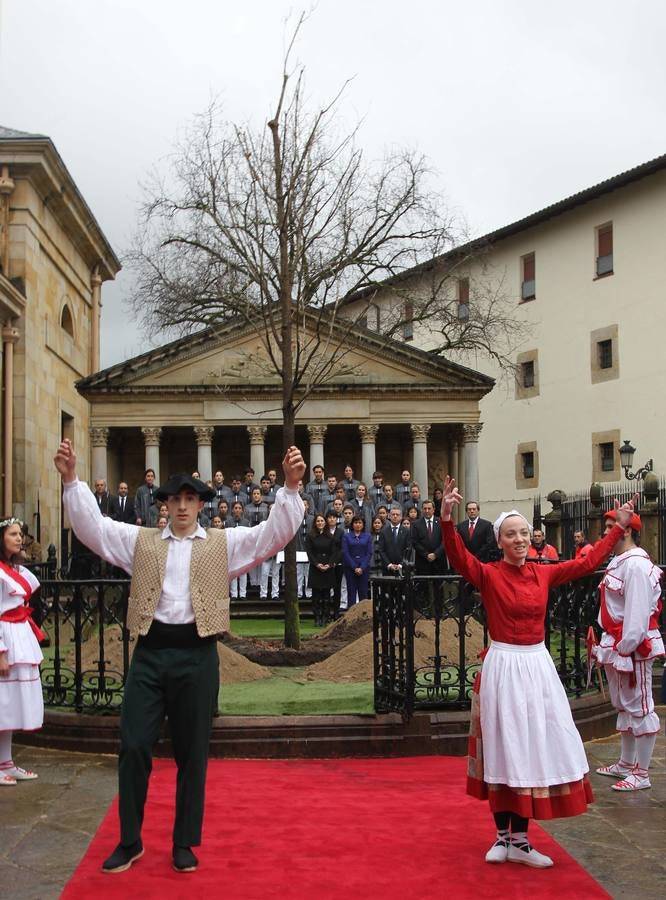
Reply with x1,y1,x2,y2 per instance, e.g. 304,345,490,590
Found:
78,316,494,396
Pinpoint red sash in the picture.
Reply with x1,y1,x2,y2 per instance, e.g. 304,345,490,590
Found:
0,604,46,642
0,560,45,642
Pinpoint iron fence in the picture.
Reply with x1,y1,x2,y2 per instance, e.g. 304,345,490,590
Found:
36,577,132,713
372,568,666,717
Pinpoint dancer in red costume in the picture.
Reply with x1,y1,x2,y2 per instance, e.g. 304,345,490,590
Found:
593,508,663,791
439,478,639,869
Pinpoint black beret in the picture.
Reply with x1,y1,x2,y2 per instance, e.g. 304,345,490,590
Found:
154,473,215,502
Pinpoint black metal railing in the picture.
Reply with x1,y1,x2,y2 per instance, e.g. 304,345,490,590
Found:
372,568,665,717
36,577,132,713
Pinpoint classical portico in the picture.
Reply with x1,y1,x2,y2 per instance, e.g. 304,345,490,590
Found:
76,320,494,509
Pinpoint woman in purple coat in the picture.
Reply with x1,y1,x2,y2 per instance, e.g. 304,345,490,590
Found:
342,516,373,607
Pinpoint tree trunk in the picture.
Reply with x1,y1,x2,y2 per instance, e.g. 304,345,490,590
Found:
282,408,300,649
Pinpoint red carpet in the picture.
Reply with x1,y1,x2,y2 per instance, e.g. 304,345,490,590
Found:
62,757,609,899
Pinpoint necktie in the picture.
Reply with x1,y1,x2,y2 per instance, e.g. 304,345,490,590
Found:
121,497,125,512
427,519,432,537
393,526,398,538
469,520,475,539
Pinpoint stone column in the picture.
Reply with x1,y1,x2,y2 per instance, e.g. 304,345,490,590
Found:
0,165,16,276
194,426,215,481
89,427,110,482
448,434,460,522
247,425,267,477
410,424,431,498
359,424,379,486
307,424,327,472
90,267,102,375
141,426,162,484
462,423,483,504
2,325,19,513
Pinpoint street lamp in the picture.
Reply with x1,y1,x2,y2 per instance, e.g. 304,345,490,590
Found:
618,440,653,481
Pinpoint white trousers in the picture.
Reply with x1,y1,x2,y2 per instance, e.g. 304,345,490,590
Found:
604,660,661,735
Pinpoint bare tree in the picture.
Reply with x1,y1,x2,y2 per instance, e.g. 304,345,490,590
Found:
128,16,524,646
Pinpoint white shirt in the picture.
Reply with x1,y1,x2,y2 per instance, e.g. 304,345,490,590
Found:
63,479,304,625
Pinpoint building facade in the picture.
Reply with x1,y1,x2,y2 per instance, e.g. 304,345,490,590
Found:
76,316,493,507
0,126,119,546
344,154,666,522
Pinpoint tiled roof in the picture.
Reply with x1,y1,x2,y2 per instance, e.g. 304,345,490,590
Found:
0,125,46,139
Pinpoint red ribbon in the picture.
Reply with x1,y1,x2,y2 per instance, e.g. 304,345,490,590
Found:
1,604,46,643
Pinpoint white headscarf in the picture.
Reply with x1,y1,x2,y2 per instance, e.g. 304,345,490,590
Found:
493,509,533,543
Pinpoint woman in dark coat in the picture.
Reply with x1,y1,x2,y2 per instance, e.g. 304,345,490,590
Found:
306,514,339,625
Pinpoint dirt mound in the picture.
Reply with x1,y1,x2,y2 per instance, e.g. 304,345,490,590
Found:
304,618,486,683
71,625,271,684
317,599,374,643
217,642,272,683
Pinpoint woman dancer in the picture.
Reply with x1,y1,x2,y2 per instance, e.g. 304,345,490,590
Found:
439,477,638,868
0,517,44,785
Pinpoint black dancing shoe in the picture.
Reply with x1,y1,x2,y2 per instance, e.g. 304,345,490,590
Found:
172,844,199,872
102,840,144,873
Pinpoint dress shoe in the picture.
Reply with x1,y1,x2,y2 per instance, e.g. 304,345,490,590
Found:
102,840,144,873
173,845,198,872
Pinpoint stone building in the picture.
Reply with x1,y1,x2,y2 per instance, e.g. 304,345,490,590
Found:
343,152,666,520
0,126,119,545
76,314,493,503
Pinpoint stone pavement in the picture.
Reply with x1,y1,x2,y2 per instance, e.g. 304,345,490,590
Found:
1,716,664,899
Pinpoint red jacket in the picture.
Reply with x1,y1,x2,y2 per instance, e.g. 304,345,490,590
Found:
527,543,559,562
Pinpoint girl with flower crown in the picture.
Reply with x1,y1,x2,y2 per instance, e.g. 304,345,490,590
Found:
0,516,44,785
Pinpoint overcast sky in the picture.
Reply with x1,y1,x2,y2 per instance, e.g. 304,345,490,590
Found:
2,0,666,368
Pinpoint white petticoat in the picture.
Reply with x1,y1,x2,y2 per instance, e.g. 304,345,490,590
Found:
480,641,589,788
0,663,44,730
0,619,44,731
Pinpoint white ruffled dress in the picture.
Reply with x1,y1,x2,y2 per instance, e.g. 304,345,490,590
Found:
0,565,44,731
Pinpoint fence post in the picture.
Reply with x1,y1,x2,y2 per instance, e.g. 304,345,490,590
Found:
588,482,604,542
640,472,660,562
544,489,565,554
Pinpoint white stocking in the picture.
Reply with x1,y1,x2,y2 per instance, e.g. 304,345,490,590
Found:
619,731,636,767
634,733,657,772
0,730,12,767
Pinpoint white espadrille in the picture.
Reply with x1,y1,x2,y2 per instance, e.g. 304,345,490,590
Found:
485,837,509,864
507,840,553,868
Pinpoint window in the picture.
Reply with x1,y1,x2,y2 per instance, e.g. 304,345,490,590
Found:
599,442,615,472
521,360,535,388
367,303,380,332
590,324,619,383
596,223,613,277
521,452,535,479
457,277,470,321
597,339,613,370
402,303,414,341
61,304,74,338
515,349,539,399
515,440,539,488
592,429,621,481
521,252,535,301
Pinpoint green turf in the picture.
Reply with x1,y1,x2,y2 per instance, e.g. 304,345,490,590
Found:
218,669,374,715
230,618,325,640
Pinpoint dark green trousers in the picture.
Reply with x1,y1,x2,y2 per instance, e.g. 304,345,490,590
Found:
118,637,219,847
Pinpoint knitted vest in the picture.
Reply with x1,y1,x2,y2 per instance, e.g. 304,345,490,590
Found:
127,527,230,637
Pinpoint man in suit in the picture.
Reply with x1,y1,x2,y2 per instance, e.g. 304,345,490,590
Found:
412,500,447,576
455,500,496,562
378,506,411,575
93,479,113,516
111,482,136,524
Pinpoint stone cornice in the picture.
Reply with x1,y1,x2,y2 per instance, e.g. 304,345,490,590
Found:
0,138,120,279
77,381,492,401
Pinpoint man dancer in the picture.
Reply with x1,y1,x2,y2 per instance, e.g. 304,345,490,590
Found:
54,439,305,874
594,509,664,791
